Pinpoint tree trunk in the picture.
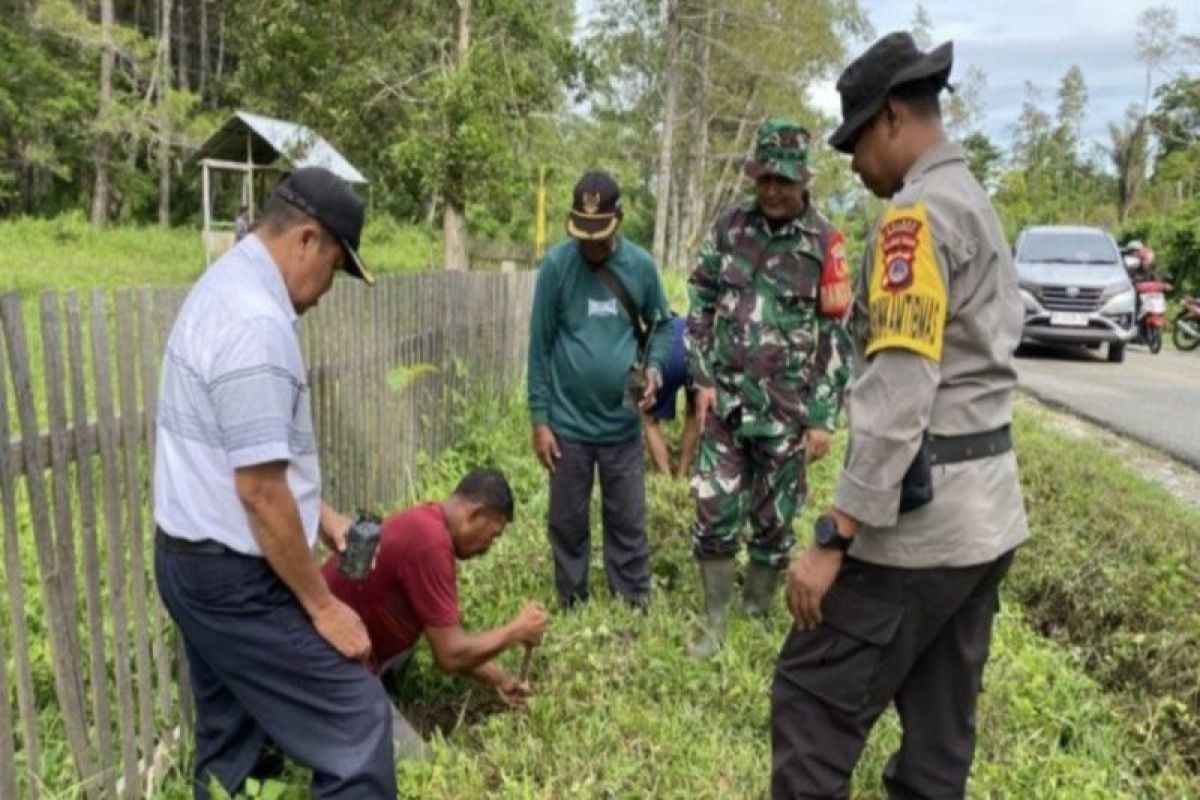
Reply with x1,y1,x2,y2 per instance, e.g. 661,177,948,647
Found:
651,0,682,267
456,0,470,60
681,0,712,269
91,0,115,228
444,201,469,270
707,80,761,231
177,0,189,91
216,1,226,87
667,164,684,272
158,0,174,228
442,0,471,271
199,0,209,101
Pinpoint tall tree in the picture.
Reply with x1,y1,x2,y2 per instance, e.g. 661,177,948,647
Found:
962,131,1002,186
651,0,682,267
1052,65,1091,217
911,3,934,50
157,0,175,227
1136,6,1179,112
586,0,869,264
680,0,714,267
1011,82,1053,169
1108,105,1150,224
199,0,210,101
443,0,471,271
1150,75,1200,159
176,0,189,92
946,66,987,138
91,0,116,226
1055,64,1088,147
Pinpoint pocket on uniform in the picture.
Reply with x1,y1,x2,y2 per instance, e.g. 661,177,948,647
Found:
718,255,753,291
775,584,904,713
768,252,820,304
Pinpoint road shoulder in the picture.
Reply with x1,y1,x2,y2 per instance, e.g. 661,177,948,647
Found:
1016,394,1200,510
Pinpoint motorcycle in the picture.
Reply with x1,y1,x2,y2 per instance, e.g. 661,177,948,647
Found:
1133,279,1171,354
1174,295,1200,352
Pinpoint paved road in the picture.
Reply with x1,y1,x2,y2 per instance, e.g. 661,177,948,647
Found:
1016,343,1200,469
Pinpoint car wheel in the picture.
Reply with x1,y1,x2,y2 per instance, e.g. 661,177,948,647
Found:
1107,342,1126,363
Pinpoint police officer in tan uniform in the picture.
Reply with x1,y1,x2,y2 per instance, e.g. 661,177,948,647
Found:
770,32,1029,799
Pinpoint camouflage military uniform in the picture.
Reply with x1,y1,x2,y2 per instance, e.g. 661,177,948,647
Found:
686,121,852,568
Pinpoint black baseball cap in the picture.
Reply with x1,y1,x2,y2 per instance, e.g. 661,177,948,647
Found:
272,167,375,285
567,171,623,241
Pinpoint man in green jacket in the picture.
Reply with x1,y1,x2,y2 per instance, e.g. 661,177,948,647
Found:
527,170,673,609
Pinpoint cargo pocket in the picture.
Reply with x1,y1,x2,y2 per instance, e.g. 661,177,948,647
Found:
770,251,820,305
775,584,904,714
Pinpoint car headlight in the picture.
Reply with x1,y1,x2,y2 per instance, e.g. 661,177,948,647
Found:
1018,283,1041,312
1101,289,1135,314
1101,281,1131,301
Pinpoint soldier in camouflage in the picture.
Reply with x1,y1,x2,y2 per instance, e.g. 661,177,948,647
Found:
685,118,853,658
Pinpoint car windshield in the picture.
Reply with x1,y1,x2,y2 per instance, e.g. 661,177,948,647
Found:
1018,232,1118,264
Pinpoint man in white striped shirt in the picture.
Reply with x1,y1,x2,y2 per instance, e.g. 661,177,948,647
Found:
154,167,394,798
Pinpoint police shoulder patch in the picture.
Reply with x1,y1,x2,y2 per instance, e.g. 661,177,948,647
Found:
866,204,946,361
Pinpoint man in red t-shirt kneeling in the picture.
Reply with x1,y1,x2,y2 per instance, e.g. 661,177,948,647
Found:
321,468,548,758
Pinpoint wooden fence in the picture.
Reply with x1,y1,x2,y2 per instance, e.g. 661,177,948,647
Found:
0,270,535,798
467,239,537,272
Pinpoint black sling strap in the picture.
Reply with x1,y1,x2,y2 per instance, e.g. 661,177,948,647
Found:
594,265,649,353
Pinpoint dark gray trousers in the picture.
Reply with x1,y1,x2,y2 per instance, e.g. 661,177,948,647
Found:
771,550,1015,800
547,437,650,608
155,543,395,799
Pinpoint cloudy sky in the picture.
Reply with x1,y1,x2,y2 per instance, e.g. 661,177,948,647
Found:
576,0,1200,152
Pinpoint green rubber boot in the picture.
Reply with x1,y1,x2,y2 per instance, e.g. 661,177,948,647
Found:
687,559,737,659
742,560,783,617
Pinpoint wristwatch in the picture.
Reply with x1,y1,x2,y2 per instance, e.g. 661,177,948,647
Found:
813,514,853,553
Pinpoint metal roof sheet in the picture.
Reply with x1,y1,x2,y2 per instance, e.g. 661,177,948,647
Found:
192,110,367,184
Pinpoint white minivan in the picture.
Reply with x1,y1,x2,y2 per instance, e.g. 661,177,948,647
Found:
1015,225,1135,363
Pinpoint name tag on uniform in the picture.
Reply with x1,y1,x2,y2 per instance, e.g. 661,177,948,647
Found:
866,204,947,361
588,298,619,318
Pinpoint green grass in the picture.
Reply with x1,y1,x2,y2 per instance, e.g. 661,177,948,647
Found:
144,392,1198,799
1008,405,1200,775
0,213,440,297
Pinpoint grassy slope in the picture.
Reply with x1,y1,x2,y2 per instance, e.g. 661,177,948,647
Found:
0,215,438,297
156,392,1198,799
1009,404,1200,775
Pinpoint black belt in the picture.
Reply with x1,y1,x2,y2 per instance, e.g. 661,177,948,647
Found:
155,527,242,557
927,425,1012,466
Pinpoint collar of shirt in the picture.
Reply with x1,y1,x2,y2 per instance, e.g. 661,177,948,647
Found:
903,141,967,186
749,204,819,239
241,234,299,325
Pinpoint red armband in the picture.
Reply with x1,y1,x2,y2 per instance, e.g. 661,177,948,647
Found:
819,229,852,318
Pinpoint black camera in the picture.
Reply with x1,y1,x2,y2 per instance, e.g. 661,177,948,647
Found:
337,511,382,581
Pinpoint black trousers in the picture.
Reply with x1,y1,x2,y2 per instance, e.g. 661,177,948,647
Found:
155,541,395,799
771,550,1016,800
547,436,650,607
